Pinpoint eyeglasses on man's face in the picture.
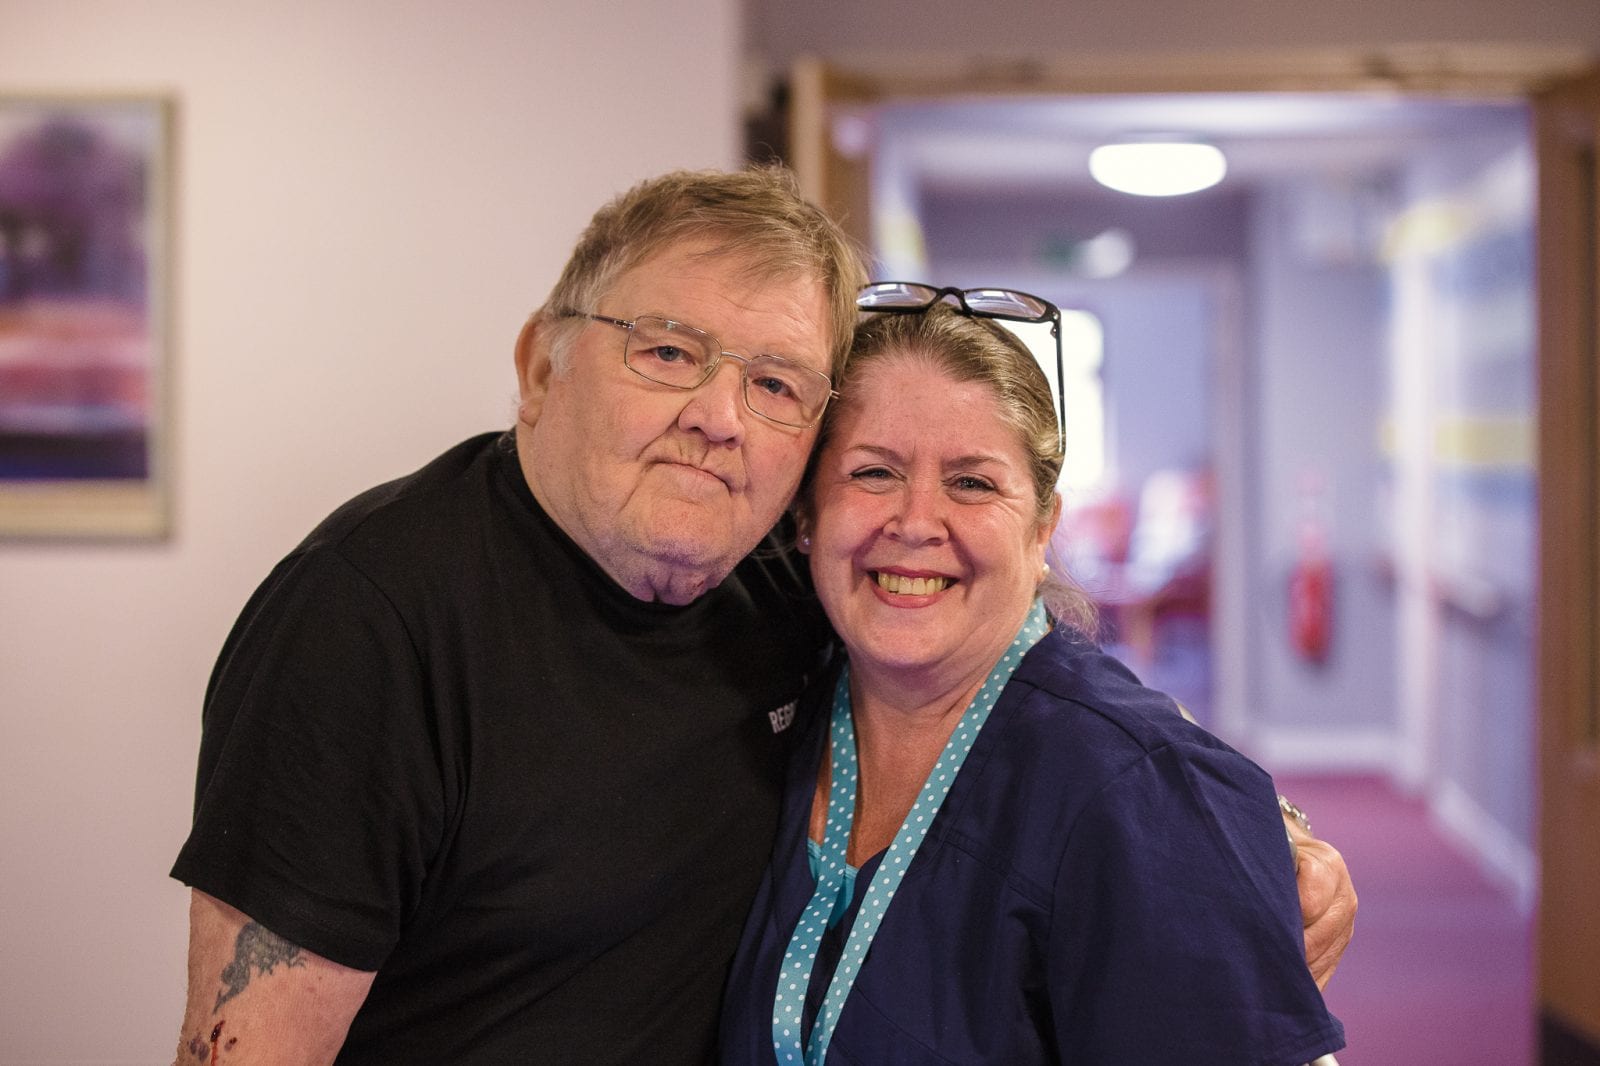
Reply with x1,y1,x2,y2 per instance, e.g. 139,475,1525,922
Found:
562,311,835,429
856,282,1066,453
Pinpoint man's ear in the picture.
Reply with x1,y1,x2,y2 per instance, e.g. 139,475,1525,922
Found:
514,313,556,426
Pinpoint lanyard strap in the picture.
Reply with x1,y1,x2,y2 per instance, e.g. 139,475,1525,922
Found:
771,604,1052,1065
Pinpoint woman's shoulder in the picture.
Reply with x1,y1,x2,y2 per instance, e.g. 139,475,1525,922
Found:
996,628,1248,772
951,629,1282,906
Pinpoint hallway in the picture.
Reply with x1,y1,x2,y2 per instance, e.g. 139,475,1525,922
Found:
1275,773,1535,1065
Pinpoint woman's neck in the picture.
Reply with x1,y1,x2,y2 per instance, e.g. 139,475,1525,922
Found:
808,600,1044,864
810,663,996,866
847,666,986,752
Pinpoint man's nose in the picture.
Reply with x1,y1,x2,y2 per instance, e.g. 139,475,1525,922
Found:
677,354,748,443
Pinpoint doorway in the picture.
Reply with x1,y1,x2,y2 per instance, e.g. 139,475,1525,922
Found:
763,73,1550,1063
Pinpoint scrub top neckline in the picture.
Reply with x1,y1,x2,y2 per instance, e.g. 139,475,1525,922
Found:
771,602,1053,1066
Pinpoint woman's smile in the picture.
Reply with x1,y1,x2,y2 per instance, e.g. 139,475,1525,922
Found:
870,570,956,597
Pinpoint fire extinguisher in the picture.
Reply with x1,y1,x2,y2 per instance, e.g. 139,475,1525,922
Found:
1288,474,1333,664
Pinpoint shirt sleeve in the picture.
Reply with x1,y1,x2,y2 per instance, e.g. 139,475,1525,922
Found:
1046,739,1345,1066
170,546,446,971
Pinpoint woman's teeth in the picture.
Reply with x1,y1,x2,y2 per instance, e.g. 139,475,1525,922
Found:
875,572,952,596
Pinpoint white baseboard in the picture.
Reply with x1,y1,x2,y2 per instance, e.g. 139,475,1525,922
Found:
1431,777,1539,916
1245,727,1401,774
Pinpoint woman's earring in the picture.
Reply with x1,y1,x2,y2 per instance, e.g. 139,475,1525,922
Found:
800,535,812,550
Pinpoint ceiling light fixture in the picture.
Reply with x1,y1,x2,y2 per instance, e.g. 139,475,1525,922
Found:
1088,139,1227,197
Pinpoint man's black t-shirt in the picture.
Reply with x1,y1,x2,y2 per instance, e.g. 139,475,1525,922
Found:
172,431,829,1063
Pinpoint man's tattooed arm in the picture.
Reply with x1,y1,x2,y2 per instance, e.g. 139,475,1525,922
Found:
172,891,376,1066
214,922,307,1010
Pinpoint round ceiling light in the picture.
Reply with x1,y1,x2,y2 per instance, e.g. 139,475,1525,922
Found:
1088,140,1227,197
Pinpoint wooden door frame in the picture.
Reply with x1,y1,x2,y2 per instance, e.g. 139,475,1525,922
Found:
1534,67,1600,1056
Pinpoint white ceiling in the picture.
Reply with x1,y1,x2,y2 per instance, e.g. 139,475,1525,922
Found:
851,92,1529,193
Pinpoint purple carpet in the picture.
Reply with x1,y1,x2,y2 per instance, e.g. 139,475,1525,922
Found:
1273,773,1535,1065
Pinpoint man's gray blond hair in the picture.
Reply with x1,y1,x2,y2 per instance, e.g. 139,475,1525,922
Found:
537,166,868,380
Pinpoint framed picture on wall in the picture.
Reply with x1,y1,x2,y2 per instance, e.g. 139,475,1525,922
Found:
0,94,173,538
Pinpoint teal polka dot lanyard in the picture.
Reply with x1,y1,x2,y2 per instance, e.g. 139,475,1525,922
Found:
771,603,1052,1065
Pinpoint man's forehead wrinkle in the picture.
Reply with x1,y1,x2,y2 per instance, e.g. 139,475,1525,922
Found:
609,262,782,312
681,236,810,279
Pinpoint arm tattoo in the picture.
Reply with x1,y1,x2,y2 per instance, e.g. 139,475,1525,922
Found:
214,922,307,1010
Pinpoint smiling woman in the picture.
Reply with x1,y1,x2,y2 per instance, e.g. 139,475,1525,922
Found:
719,302,1347,1065
797,353,1054,691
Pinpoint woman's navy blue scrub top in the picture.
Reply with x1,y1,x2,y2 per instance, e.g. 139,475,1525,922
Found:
720,630,1345,1065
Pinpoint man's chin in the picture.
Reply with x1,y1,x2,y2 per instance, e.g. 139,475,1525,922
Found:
632,552,738,605
642,535,738,580
602,524,741,603
607,505,777,601
642,503,767,563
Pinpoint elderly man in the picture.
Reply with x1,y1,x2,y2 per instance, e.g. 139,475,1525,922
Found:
171,167,1353,1064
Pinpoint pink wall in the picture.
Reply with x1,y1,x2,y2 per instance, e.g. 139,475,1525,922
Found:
0,1,738,1060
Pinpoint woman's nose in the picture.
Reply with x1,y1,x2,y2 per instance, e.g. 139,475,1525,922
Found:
886,479,947,544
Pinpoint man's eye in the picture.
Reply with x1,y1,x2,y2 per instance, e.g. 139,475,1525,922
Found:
750,373,799,399
642,344,690,364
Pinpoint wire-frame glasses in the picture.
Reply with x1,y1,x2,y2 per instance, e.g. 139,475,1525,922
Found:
563,311,836,429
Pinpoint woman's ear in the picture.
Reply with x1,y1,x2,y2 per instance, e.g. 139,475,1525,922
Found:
793,508,815,554
514,313,555,427
1035,492,1062,556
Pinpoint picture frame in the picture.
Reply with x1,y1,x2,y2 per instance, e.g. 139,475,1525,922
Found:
0,93,173,539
